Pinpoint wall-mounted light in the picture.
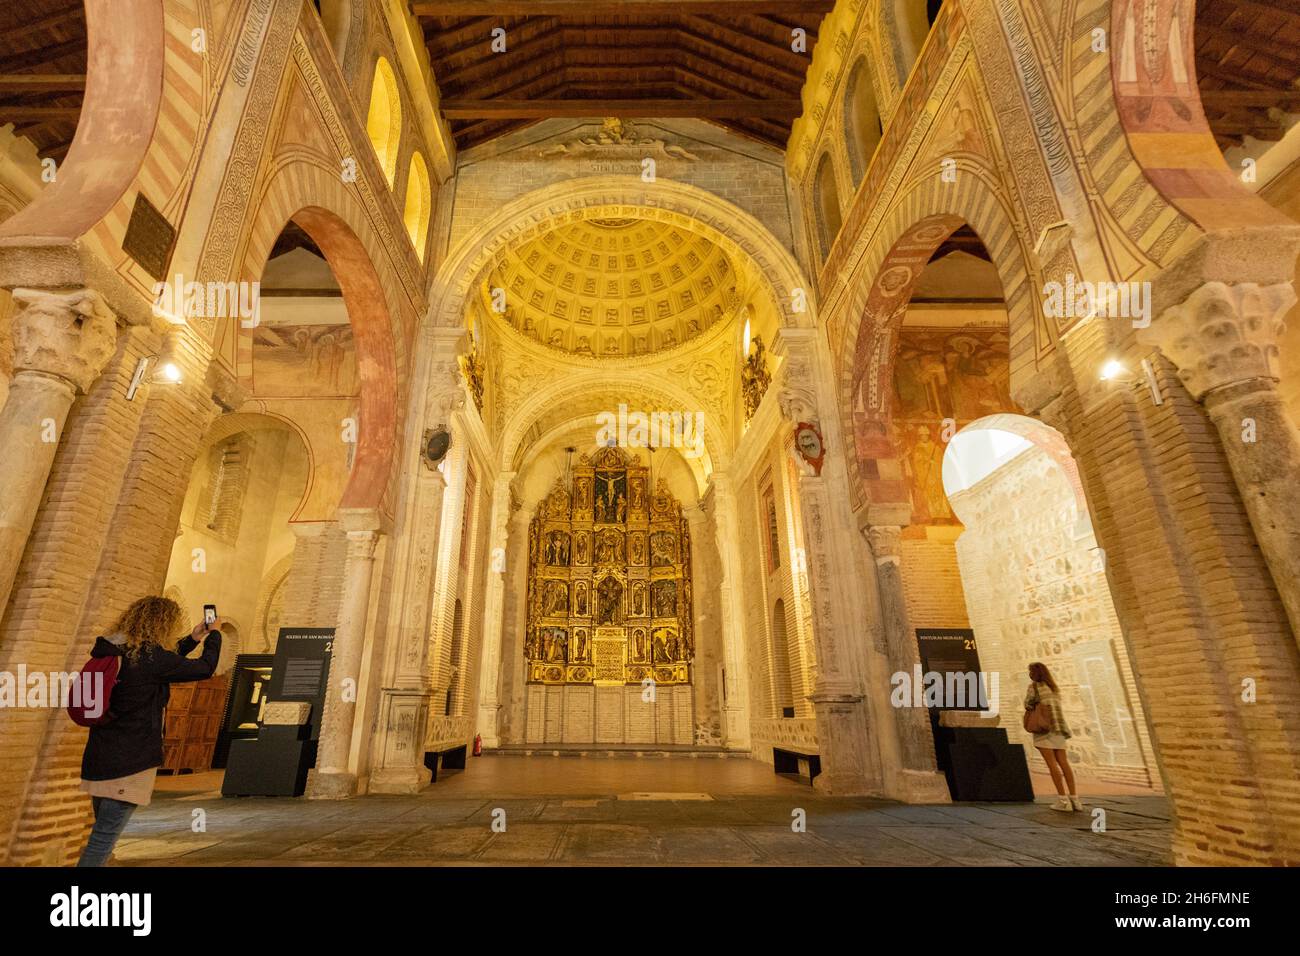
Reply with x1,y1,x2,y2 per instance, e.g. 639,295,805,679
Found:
125,354,183,401
1099,358,1126,382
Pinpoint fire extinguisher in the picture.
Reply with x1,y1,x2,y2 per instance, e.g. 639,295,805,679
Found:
473,734,483,757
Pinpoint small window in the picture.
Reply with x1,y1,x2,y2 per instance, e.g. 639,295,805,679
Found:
403,152,431,260
366,58,402,187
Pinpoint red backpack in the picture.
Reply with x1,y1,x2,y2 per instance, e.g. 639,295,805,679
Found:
67,655,121,727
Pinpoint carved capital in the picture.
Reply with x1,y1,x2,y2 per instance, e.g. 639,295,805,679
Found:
865,524,903,563
10,288,117,392
1138,281,1295,400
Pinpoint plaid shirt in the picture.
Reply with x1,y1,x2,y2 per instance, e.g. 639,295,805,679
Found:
1024,681,1072,737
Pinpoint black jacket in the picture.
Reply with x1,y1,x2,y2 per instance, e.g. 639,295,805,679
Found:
80,630,222,781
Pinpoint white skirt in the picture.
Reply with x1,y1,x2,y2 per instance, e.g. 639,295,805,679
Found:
1032,732,1070,751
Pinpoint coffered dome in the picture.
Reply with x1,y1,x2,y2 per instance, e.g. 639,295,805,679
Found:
480,217,740,357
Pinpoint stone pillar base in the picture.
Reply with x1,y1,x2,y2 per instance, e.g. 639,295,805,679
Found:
888,769,952,804
367,766,432,795
305,770,358,800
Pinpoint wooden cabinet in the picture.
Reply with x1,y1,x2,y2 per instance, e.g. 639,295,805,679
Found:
161,673,230,774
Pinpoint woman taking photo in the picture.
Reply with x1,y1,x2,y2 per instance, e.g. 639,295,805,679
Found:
1023,661,1082,812
76,596,222,867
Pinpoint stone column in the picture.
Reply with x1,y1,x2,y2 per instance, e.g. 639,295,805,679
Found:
308,507,381,799
1140,281,1300,641
0,289,116,616
369,330,466,791
709,474,752,748
499,504,535,744
865,520,949,801
769,332,880,794
474,471,516,747
683,503,723,745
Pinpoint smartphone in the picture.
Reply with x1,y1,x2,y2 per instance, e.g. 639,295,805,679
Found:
203,604,217,629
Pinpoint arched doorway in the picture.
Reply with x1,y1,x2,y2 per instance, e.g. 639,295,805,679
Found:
942,416,1158,792
849,208,1158,797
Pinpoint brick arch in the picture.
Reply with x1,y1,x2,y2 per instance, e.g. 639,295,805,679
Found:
501,372,726,481
1107,0,1288,232
203,411,315,522
948,413,1088,516
0,0,163,246
426,176,813,337
238,162,405,513
837,169,1037,511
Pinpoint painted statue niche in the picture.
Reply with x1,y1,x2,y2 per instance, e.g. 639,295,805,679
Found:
629,531,646,566
596,576,624,625
574,531,590,566
594,470,628,523
574,580,590,617
545,530,571,566
542,580,569,616
651,580,677,617
572,627,590,663
631,581,647,617
649,531,676,567
540,627,569,663
595,528,625,566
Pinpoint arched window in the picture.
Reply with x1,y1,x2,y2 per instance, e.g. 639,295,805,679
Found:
771,599,794,718
843,59,882,186
403,152,431,260
366,57,402,188
447,598,464,716
813,153,843,261
892,0,934,76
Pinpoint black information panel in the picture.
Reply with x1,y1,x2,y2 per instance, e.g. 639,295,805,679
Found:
916,627,984,711
268,628,335,741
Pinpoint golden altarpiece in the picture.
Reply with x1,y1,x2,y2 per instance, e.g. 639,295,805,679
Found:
525,446,694,689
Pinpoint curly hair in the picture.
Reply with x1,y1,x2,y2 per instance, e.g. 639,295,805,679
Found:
1028,661,1059,693
110,596,185,657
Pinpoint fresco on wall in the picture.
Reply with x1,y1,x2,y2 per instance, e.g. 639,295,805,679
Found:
891,326,1012,525
251,323,358,397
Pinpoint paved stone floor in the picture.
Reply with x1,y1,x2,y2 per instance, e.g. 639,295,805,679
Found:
118,756,1174,866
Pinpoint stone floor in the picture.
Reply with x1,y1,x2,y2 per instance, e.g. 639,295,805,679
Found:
119,756,1174,866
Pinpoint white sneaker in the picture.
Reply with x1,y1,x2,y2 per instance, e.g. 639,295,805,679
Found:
1050,797,1073,812
1070,795,1084,812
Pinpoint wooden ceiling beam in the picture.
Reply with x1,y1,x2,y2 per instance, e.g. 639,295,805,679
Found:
0,5,85,44
0,106,80,122
0,37,84,74
1198,88,1300,108
441,97,802,118
1194,58,1279,90
0,73,85,93
435,25,566,91
1197,21,1300,73
413,1,835,15
681,15,810,78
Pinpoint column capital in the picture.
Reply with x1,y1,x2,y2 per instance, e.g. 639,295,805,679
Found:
865,524,903,564
10,287,117,393
1138,280,1295,401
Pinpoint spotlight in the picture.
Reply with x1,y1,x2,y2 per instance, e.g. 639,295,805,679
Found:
1099,359,1125,382
160,361,182,383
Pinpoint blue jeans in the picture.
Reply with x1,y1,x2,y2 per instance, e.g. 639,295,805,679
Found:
76,796,137,867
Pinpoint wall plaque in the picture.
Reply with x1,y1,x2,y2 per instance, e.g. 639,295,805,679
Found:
122,192,177,281
592,633,625,685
